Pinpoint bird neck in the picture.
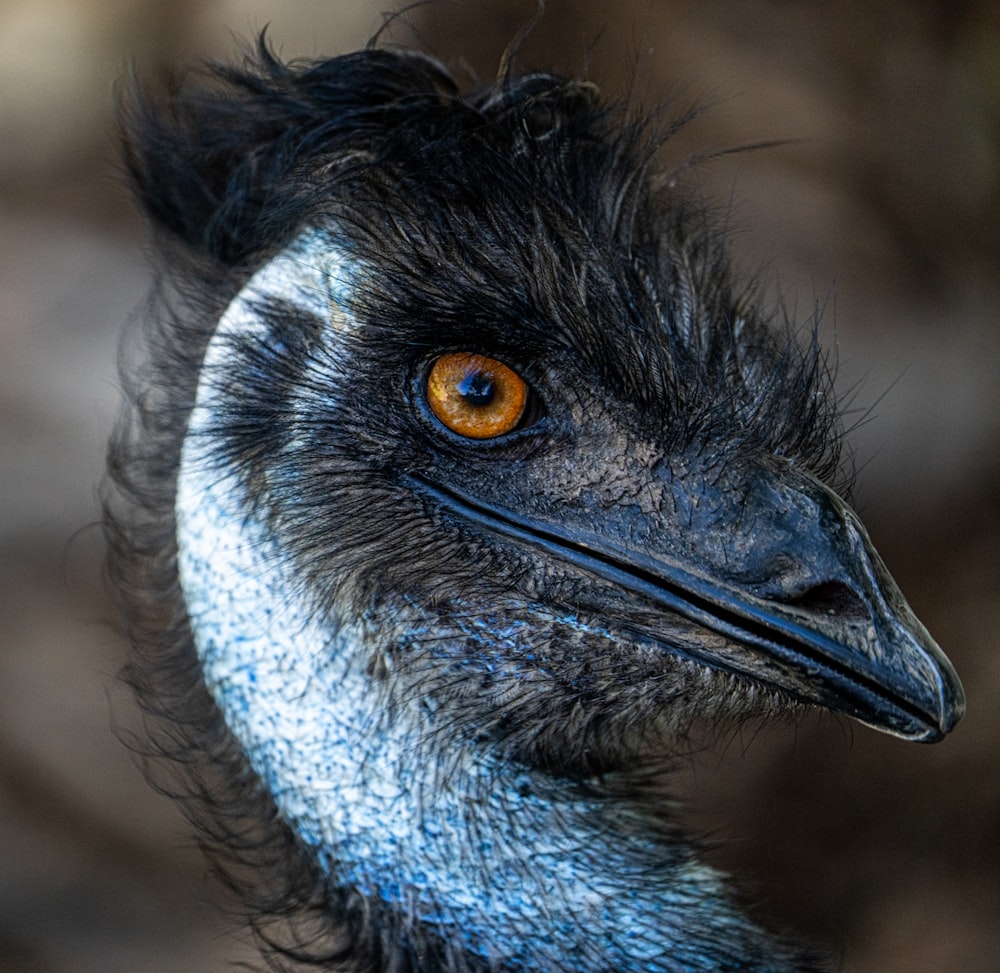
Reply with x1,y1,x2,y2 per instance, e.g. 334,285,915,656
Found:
177,438,805,973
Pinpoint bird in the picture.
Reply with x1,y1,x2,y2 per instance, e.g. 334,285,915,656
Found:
106,37,966,973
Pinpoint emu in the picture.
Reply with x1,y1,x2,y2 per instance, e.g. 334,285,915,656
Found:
107,41,965,973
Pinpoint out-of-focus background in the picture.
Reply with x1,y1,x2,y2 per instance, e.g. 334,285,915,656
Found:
1,1,997,970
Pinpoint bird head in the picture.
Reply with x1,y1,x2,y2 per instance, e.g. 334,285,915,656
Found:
111,39,965,969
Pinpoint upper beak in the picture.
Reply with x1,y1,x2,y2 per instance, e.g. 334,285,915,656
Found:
413,466,965,743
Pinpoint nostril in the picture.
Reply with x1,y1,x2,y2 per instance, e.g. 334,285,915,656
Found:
785,581,871,623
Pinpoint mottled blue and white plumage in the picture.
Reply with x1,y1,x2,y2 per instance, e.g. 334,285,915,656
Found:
108,39,964,973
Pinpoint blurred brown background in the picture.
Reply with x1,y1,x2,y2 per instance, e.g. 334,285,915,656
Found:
1,1,997,971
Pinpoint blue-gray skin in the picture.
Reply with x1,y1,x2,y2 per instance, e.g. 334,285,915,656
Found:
111,42,964,973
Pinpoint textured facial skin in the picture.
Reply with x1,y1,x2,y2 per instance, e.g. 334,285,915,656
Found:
107,39,963,973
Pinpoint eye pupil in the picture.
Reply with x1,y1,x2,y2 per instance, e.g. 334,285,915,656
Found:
457,371,496,407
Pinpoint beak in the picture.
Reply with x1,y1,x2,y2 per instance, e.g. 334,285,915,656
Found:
414,467,965,743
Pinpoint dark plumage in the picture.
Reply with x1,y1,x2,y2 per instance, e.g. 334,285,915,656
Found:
107,38,964,973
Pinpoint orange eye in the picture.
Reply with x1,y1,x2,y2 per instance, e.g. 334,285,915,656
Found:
426,352,528,439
